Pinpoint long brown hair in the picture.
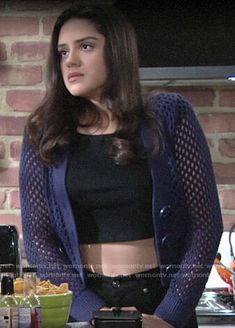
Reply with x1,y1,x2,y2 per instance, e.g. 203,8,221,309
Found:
26,4,162,165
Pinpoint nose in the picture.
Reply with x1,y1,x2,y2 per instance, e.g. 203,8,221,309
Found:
65,48,81,67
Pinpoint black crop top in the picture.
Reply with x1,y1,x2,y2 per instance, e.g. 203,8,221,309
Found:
66,133,154,244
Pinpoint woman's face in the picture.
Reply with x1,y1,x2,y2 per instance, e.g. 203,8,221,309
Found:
58,18,108,103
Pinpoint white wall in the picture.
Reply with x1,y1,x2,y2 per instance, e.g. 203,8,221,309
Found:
206,231,235,289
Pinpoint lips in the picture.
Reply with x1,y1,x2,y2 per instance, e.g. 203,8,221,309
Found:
67,72,84,82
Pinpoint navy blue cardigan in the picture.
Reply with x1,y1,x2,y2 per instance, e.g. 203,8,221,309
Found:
19,93,223,328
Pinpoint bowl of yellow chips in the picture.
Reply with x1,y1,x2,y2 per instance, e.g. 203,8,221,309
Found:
14,278,73,328
37,290,73,328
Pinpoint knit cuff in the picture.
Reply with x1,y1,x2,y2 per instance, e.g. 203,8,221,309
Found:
70,288,106,322
154,295,193,328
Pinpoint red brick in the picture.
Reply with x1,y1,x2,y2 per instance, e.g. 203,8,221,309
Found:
219,90,235,107
219,190,235,210
0,42,7,61
0,141,5,159
222,215,235,231
0,167,19,187
9,190,20,209
6,90,45,112
11,42,49,62
173,89,215,107
0,65,42,86
10,0,72,10
42,16,57,35
0,191,6,208
218,139,235,158
0,17,39,36
214,163,235,184
146,88,215,107
0,214,22,235
10,140,22,161
0,116,28,135
198,113,235,133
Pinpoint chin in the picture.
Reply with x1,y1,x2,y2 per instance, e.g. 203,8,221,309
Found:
69,92,82,97
67,89,84,97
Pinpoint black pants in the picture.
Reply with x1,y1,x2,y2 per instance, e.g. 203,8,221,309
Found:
85,267,198,328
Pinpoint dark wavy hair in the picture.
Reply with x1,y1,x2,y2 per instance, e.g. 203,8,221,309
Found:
26,3,162,165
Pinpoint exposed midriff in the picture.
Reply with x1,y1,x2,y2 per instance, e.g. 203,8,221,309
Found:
80,237,158,276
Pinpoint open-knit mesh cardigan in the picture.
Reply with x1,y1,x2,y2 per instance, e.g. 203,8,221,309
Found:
19,93,223,328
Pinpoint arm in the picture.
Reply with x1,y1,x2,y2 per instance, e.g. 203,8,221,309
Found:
19,136,105,321
153,94,223,327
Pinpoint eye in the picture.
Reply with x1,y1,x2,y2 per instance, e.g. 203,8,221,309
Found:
58,49,69,58
80,43,93,51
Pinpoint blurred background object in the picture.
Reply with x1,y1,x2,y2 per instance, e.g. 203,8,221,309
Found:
0,225,21,277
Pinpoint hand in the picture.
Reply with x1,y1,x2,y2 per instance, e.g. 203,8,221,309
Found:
100,306,137,311
99,306,112,311
142,314,174,328
121,306,137,311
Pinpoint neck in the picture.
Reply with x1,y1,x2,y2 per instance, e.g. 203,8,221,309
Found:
77,98,119,135
77,118,118,135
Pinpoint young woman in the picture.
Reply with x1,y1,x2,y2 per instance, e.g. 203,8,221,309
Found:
19,4,223,328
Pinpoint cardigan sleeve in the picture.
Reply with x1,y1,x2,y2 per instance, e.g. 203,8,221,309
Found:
19,136,105,321
152,93,223,327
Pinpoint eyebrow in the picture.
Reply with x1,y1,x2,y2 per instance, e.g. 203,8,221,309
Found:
57,36,99,49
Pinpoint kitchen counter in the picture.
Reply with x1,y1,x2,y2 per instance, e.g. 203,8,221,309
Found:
199,326,234,327
197,316,235,326
66,324,91,328
66,323,235,327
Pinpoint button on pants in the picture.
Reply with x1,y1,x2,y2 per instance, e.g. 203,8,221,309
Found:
85,267,198,327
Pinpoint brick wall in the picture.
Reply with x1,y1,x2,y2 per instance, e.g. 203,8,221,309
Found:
0,1,234,248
